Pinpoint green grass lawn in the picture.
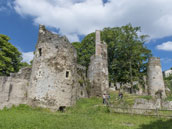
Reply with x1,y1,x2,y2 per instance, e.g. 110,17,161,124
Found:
0,97,171,129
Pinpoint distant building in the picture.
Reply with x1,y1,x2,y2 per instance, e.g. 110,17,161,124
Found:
163,69,172,77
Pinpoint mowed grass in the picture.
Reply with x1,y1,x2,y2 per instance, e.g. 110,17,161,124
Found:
0,97,171,129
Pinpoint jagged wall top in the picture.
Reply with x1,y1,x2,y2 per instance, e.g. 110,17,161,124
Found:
148,57,161,67
95,30,107,59
37,25,70,47
95,30,101,56
96,30,101,45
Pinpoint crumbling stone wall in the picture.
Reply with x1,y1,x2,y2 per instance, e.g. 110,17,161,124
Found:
0,26,171,112
0,25,88,110
76,65,88,98
28,25,87,110
147,57,166,98
88,30,109,97
0,67,31,109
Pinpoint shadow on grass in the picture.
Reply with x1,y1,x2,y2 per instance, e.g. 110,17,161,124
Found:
138,119,172,129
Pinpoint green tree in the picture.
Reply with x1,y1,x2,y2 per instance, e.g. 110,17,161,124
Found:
72,24,152,92
102,24,152,92
0,34,23,76
20,62,30,69
164,74,172,97
72,34,96,69
72,42,83,65
30,60,33,65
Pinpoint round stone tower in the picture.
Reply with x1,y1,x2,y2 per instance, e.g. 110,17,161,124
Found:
147,57,166,98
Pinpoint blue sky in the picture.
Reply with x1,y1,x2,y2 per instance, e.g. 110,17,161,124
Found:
0,0,172,71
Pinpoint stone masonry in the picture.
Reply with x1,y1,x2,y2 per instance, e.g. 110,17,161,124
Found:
147,57,166,98
0,25,88,110
0,67,31,109
28,25,87,110
0,25,168,111
88,30,109,97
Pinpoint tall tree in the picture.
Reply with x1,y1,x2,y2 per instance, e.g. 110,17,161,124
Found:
102,25,151,92
0,34,23,76
72,34,95,69
72,24,152,92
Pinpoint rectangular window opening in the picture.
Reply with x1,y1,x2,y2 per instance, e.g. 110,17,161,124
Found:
66,71,69,78
38,48,42,56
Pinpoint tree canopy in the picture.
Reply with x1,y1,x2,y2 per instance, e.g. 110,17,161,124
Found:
0,34,25,76
72,24,152,88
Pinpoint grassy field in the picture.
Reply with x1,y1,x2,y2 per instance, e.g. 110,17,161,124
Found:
0,97,171,129
109,91,153,108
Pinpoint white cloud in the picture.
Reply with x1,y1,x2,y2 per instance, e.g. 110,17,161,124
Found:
157,41,172,51
22,52,34,63
12,0,172,42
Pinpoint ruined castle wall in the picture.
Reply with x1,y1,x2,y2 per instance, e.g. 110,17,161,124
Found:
0,67,31,109
28,25,87,110
76,65,88,98
88,56,109,96
88,30,109,97
0,25,88,110
147,57,166,98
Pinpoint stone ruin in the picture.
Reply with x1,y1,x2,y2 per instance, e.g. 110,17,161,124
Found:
0,25,108,110
147,57,166,98
111,57,167,98
0,25,168,110
0,67,31,109
28,25,88,110
88,30,109,97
